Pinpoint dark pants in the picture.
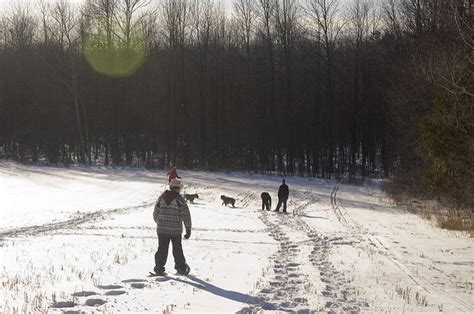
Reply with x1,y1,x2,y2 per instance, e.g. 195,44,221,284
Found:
155,234,186,272
275,198,288,212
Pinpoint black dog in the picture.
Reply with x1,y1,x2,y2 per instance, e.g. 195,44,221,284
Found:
221,195,236,207
261,192,272,211
184,194,199,203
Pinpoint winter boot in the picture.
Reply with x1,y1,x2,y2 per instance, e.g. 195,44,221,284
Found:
153,267,167,276
176,263,190,276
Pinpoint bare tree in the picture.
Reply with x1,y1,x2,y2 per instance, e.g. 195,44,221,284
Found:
274,0,299,173
49,0,90,163
0,0,410,185
383,0,403,39
38,0,51,44
6,4,36,49
256,0,278,170
115,0,151,48
3,4,37,160
305,0,344,177
160,0,190,164
425,0,473,98
346,0,371,176
233,0,255,60
233,0,256,167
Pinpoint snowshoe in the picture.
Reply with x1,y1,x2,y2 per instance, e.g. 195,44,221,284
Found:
176,264,190,276
149,270,167,277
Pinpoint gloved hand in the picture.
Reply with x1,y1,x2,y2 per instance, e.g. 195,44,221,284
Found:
184,228,191,240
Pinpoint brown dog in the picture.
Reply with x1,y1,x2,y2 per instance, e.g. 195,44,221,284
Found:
221,195,236,207
184,193,199,203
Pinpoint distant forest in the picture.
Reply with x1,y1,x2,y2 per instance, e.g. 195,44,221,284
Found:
0,0,472,203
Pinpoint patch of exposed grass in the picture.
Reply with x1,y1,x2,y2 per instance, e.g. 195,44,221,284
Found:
383,179,473,236
435,210,473,236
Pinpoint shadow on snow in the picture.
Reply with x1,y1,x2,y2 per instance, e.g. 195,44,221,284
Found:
171,275,275,309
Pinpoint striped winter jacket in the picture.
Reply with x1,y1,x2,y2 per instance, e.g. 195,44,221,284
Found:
153,190,192,235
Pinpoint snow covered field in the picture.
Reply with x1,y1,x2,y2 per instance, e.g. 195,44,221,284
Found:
0,161,472,313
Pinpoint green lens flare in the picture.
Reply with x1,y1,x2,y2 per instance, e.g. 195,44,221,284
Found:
83,30,148,77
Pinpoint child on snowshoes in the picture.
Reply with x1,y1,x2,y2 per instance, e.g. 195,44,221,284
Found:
153,178,191,276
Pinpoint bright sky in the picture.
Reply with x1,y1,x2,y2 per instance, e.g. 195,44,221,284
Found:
0,0,235,13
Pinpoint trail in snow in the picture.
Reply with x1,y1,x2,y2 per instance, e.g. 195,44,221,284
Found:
0,201,155,239
241,211,310,311
1,164,472,313
240,188,369,312
332,186,473,313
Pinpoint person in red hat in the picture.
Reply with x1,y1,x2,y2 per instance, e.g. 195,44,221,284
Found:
168,166,181,183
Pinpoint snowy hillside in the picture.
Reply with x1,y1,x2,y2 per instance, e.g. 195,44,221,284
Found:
0,162,472,313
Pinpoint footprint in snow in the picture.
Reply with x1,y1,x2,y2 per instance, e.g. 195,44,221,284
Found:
97,284,123,290
85,299,107,307
286,262,300,267
131,283,146,289
105,290,126,296
72,291,97,297
122,279,147,283
322,290,335,297
51,301,75,308
279,301,291,308
325,285,334,291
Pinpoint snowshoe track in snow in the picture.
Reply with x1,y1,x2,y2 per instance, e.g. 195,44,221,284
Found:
241,188,370,312
293,190,368,312
241,211,310,311
2,166,472,313
237,192,258,208
330,185,347,224
0,201,155,240
306,229,368,312
332,185,473,313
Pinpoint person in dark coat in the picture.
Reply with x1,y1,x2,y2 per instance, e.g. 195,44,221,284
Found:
261,192,272,211
274,179,289,213
153,178,191,276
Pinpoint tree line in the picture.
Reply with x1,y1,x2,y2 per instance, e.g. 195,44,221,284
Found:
0,0,472,204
